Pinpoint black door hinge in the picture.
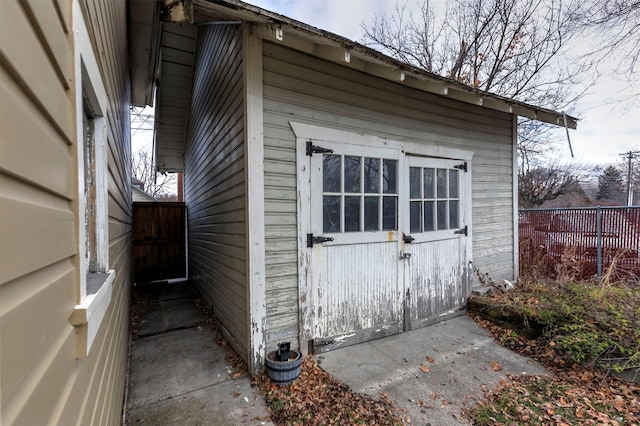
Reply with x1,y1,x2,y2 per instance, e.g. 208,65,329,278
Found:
454,226,468,236
403,234,415,244
454,162,467,172
307,233,335,247
306,141,334,156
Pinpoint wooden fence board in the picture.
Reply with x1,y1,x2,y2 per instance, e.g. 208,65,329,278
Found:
132,202,186,282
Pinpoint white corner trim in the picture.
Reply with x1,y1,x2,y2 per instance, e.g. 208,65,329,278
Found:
243,24,266,376
69,270,115,358
289,122,474,161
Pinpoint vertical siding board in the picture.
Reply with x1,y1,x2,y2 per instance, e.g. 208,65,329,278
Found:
262,42,514,347
184,24,249,360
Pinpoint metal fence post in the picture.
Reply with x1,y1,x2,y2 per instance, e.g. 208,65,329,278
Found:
596,206,602,280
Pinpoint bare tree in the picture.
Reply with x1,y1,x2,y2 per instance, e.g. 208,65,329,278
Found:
362,0,589,103
518,161,585,208
574,0,640,107
362,0,594,167
131,148,177,199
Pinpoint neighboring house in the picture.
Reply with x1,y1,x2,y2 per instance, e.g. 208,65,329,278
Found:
146,0,578,375
132,177,158,202
0,0,158,423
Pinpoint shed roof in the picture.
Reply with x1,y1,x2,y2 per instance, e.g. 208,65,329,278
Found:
136,0,578,172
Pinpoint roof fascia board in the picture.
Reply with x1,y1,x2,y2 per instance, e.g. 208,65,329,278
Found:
204,1,577,129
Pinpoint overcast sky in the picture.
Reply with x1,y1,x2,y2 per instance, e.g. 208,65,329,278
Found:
247,0,640,166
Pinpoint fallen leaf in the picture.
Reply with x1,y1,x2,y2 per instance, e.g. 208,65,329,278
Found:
491,361,502,371
426,356,435,363
419,364,431,373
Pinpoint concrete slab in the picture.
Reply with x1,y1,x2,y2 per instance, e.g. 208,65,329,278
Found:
127,327,229,407
126,377,273,426
125,281,274,425
137,297,204,337
317,315,549,425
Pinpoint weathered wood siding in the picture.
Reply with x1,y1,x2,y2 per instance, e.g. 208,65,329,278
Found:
184,24,248,360
262,42,515,348
0,0,132,424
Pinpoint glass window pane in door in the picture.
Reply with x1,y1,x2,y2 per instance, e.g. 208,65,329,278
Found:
323,155,341,192
449,200,459,229
344,156,361,193
383,159,397,194
323,196,341,233
364,196,379,231
345,196,361,232
410,201,422,233
437,200,447,230
410,167,421,198
436,169,447,198
424,168,435,198
424,201,435,231
449,169,459,198
382,196,397,230
363,158,380,193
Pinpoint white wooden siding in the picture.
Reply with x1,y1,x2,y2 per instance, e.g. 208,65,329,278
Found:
0,0,132,424
183,24,249,361
262,42,515,346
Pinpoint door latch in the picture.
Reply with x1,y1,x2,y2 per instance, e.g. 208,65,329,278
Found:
307,233,335,247
400,251,412,259
403,234,415,243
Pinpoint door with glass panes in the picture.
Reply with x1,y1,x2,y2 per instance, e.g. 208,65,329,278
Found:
403,156,470,330
307,144,469,352
308,142,403,352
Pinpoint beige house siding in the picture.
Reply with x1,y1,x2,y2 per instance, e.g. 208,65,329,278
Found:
261,42,515,350
183,24,249,361
0,0,132,424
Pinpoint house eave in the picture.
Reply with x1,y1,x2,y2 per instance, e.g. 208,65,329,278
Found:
191,0,578,129
152,0,578,172
129,0,162,107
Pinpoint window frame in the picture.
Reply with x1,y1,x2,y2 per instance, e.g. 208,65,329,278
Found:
68,0,114,358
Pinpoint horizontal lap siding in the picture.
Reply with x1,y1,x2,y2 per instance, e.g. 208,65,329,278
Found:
184,24,248,360
262,42,515,346
0,0,131,424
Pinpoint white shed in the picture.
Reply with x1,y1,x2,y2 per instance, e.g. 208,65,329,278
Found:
146,0,577,375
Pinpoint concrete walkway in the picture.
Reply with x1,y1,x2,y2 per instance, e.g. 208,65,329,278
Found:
124,281,550,425
124,281,273,425
317,315,550,425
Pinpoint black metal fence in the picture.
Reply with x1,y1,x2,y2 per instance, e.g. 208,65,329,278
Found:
519,207,640,281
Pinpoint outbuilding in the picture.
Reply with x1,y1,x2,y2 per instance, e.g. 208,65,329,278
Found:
147,0,577,375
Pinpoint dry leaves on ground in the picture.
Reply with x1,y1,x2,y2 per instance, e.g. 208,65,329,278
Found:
254,357,404,425
468,314,640,425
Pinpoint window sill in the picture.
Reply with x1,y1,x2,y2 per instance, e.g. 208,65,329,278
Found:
69,270,115,358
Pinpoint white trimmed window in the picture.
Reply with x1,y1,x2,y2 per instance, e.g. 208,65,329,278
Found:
68,1,114,358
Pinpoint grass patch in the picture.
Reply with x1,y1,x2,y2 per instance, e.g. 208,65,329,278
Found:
470,374,632,425
483,279,640,372
468,275,640,425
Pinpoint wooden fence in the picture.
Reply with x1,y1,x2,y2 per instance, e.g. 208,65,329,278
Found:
519,207,640,281
132,202,186,283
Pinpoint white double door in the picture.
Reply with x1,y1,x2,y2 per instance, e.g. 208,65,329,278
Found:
305,141,471,353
